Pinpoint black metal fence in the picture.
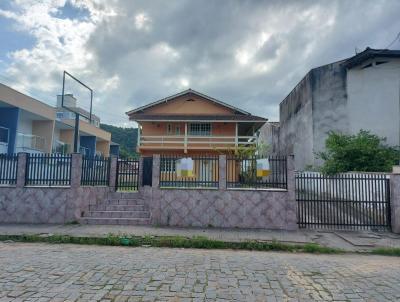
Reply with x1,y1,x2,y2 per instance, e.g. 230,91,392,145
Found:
0,154,18,185
160,155,219,188
116,158,139,191
296,172,391,230
26,153,72,186
226,156,287,189
81,156,110,186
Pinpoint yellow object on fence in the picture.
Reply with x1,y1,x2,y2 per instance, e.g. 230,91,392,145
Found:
256,158,271,177
176,158,194,178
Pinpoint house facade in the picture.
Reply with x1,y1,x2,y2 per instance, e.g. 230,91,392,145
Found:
0,83,114,156
126,89,267,156
261,47,400,170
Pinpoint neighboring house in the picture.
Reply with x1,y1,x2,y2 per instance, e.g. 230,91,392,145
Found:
262,47,400,170
0,83,114,156
126,89,267,156
259,121,280,155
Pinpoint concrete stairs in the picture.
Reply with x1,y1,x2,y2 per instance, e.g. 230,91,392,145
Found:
80,192,151,225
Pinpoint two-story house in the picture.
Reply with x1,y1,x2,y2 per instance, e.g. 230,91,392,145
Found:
126,89,267,156
0,83,115,156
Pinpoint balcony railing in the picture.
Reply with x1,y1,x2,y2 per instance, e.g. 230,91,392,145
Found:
52,140,71,154
139,135,257,150
15,132,46,153
0,126,9,154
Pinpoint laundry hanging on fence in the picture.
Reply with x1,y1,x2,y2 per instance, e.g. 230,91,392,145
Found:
256,158,271,177
176,157,194,177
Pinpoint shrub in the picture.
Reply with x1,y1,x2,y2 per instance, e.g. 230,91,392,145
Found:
318,130,399,174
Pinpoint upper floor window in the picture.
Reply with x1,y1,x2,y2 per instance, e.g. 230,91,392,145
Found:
189,123,212,136
167,124,173,135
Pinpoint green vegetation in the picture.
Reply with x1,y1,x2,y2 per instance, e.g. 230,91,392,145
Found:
318,130,399,175
0,234,344,254
3,234,400,257
100,123,138,158
371,247,400,257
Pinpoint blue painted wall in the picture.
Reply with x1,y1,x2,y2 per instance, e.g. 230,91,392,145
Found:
80,136,96,156
110,144,119,157
0,107,19,154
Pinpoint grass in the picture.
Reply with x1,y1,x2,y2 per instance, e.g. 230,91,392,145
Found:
0,233,345,255
371,247,400,257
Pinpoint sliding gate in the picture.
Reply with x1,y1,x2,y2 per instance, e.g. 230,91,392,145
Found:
296,172,391,230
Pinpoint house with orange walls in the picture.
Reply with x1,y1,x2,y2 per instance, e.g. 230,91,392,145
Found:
126,89,267,156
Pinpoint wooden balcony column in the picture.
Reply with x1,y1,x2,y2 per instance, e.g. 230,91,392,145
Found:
184,122,188,153
235,122,238,149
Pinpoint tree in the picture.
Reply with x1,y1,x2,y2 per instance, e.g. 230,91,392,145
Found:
318,130,399,174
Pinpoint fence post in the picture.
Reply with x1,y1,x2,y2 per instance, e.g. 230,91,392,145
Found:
218,154,226,190
109,155,118,189
152,154,160,188
16,152,28,188
390,167,400,233
286,154,298,230
71,153,82,188
138,156,144,188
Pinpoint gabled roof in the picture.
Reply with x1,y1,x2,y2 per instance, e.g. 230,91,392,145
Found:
127,114,267,122
342,47,400,69
126,88,251,116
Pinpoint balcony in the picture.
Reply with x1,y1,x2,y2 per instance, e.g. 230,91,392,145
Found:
52,140,71,154
15,132,46,153
139,135,257,151
0,126,9,154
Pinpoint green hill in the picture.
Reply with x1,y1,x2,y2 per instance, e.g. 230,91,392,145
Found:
100,124,138,158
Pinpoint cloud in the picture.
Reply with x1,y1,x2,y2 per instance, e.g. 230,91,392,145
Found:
0,0,400,126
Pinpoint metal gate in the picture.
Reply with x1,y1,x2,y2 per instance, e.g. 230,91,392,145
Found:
142,157,153,186
116,158,139,191
296,172,391,230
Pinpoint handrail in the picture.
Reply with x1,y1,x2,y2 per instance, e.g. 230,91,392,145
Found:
15,132,46,151
139,134,257,148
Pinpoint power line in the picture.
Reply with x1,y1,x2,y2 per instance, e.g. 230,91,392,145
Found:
385,31,400,49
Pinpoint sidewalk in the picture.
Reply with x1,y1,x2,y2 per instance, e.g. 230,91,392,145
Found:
0,223,399,252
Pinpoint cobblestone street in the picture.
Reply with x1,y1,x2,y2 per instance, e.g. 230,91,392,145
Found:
0,243,399,301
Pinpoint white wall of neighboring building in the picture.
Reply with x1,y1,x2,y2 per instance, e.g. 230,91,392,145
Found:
347,58,400,146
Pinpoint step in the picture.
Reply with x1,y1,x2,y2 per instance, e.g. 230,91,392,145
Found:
96,199,146,206
108,192,141,199
84,210,150,219
80,217,151,225
89,204,147,211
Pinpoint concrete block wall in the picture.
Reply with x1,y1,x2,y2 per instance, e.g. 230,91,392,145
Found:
0,153,115,224
142,154,298,230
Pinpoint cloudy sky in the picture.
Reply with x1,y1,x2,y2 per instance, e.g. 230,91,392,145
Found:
0,0,400,126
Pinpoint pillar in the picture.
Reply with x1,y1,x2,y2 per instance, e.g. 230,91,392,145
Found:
16,152,27,188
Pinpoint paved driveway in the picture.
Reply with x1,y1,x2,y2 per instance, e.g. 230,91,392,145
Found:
0,243,399,301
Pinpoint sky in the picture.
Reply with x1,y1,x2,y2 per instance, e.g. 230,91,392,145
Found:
0,0,400,127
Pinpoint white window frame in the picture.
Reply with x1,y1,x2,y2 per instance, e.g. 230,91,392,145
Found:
189,123,212,136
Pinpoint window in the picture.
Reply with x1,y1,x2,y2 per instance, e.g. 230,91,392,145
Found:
189,123,212,136
167,124,173,135
175,126,181,135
